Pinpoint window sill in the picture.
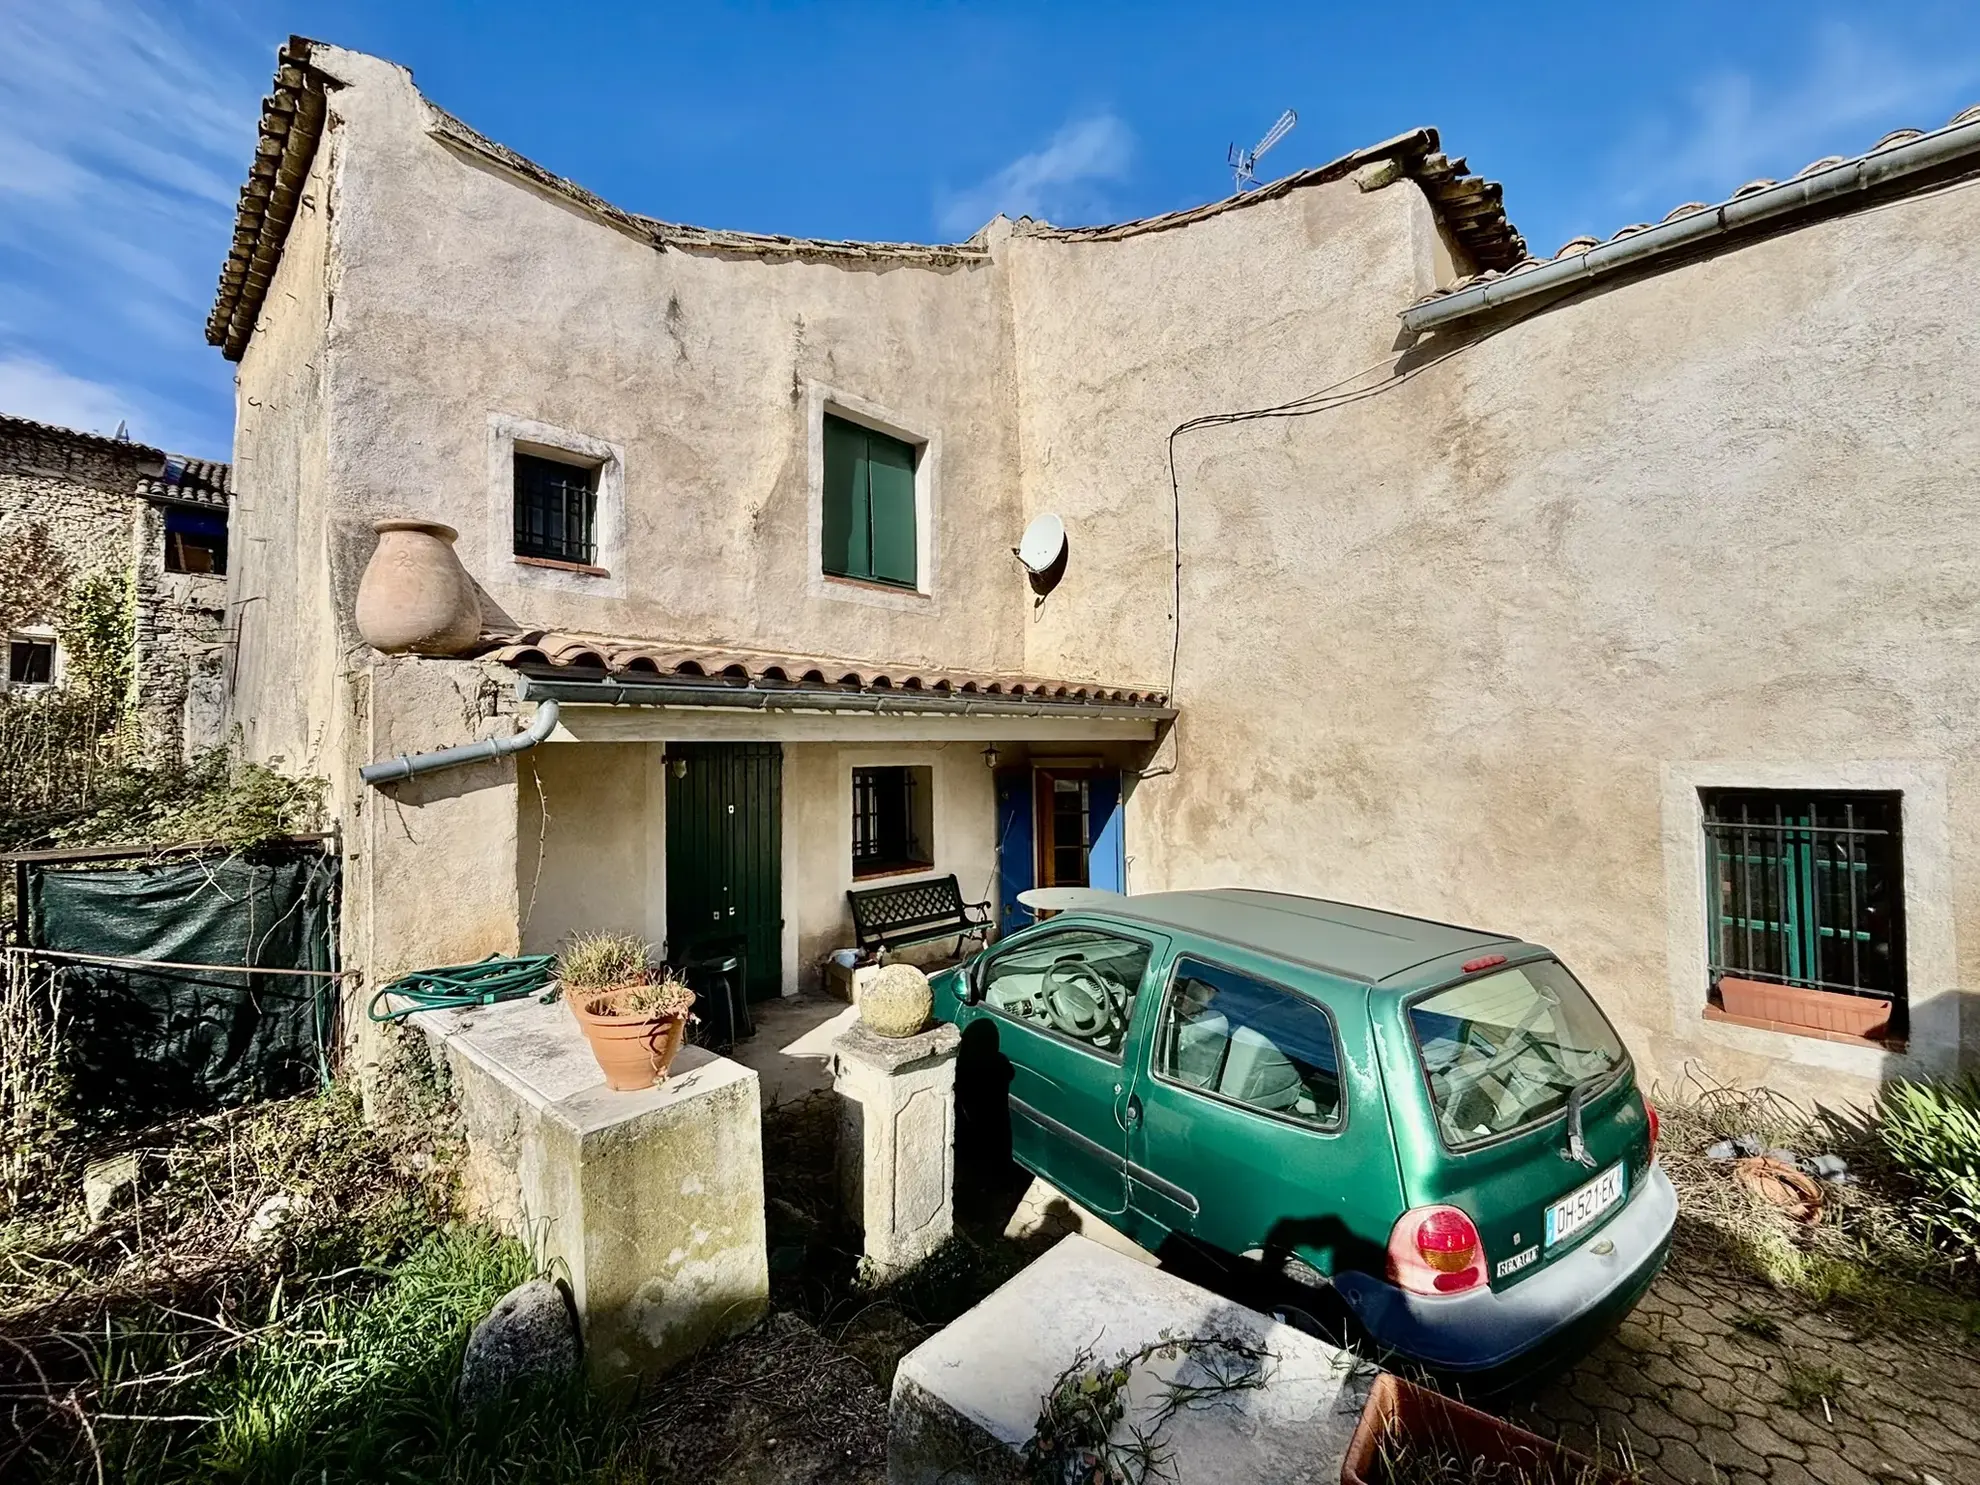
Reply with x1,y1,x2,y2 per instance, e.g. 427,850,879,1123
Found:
1702,1003,1905,1053
853,861,937,883
515,555,610,578
822,572,924,599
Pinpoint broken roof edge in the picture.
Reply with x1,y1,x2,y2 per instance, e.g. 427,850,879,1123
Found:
1406,100,1980,329
207,36,327,362
425,106,992,267
1014,127,1528,272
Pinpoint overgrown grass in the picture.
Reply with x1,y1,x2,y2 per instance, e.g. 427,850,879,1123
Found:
1876,1075,1980,1272
1657,1071,1980,1335
556,932,652,994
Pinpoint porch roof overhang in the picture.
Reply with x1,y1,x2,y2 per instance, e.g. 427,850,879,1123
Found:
492,636,1174,744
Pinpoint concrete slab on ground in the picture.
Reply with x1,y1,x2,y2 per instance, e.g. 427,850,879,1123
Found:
1002,1173,1157,1266
730,995,858,1107
889,1234,1371,1485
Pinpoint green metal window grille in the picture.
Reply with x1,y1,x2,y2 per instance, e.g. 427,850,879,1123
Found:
1701,789,1904,1005
853,766,927,875
513,453,598,565
822,414,918,588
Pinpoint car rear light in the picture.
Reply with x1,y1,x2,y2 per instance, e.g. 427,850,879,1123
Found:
1461,953,1507,973
1645,1100,1660,1162
1387,1205,1489,1296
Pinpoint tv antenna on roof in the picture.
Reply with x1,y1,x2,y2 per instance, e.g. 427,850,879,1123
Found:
1228,108,1297,192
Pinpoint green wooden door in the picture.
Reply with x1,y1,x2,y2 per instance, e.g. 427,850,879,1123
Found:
664,742,783,1000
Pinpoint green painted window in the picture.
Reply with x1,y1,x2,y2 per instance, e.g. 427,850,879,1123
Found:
822,414,918,588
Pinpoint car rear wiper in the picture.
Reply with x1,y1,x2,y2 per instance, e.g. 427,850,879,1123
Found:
1563,1075,1604,1168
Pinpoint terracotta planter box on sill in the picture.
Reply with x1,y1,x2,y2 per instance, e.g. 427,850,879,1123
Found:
1715,976,1891,1040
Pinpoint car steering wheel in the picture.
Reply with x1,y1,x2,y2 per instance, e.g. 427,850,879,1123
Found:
1042,960,1117,1041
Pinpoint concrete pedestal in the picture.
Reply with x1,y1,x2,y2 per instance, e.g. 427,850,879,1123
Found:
415,995,769,1381
831,1019,961,1278
889,1235,1371,1485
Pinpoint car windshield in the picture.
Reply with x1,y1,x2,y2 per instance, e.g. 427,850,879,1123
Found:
1409,960,1625,1149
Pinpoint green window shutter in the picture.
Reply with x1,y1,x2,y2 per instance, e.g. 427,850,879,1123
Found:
821,415,868,579
865,430,918,587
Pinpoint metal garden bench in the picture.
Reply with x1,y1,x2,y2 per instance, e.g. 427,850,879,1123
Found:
846,874,993,958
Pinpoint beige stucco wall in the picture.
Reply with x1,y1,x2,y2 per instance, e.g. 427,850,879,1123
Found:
786,741,998,988
1017,178,1980,1103
301,46,1030,681
517,740,667,956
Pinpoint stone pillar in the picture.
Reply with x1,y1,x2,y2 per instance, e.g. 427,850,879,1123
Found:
832,1020,961,1279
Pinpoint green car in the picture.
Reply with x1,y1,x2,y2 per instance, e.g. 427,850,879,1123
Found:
931,888,1674,1389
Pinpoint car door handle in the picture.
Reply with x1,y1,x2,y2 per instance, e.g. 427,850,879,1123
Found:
1122,1095,1143,1130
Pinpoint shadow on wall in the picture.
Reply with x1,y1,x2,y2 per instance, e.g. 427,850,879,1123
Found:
1884,987,1979,1089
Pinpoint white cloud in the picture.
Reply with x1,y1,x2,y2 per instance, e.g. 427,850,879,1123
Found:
937,114,1135,236
0,356,146,438
1608,22,1980,213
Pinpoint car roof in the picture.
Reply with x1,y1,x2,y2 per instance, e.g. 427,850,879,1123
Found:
1081,888,1521,987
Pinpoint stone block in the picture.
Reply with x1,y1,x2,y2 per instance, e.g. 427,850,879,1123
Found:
889,1234,1370,1485
416,994,769,1381
832,1019,960,1277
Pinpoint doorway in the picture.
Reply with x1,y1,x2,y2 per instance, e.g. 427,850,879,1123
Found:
664,742,783,1000
995,766,1124,930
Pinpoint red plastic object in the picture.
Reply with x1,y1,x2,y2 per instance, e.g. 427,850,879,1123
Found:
1461,953,1508,974
1340,1373,1633,1485
1387,1205,1487,1296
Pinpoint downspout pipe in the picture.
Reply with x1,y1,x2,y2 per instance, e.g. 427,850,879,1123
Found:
1401,111,1980,334
359,699,560,787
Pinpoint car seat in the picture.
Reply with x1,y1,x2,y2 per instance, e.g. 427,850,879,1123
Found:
1172,1012,1230,1089
1220,1026,1302,1111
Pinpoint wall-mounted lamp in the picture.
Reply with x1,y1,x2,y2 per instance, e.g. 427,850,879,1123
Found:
980,744,1001,770
669,755,688,780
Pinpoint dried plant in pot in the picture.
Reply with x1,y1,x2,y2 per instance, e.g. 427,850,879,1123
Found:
560,932,697,1091
1341,1374,1633,1485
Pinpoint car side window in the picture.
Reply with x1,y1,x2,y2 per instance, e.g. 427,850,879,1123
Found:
979,927,1152,1060
1154,959,1344,1129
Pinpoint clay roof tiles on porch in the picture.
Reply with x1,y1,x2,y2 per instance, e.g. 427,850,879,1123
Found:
478,631,1170,710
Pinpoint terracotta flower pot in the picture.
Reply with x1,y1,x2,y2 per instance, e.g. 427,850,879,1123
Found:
1341,1373,1630,1485
354,518,483,655
566,985,695,1091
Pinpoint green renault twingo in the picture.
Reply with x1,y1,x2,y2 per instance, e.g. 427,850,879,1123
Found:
931,888,1675,1389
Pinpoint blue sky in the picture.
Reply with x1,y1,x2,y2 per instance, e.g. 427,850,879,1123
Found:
3,1,1978,458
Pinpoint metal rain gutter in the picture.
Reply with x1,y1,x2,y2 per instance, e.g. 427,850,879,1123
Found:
513,673,1176,723
359,698,561,787
1401,111,1980,334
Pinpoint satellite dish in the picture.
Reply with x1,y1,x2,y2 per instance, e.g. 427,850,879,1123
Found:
1016,513,1067,575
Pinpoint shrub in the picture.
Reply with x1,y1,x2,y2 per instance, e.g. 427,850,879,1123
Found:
1878,1074,1980,1269
557,932,651,993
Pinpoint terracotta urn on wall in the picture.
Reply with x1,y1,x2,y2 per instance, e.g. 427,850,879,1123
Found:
354,519,483,655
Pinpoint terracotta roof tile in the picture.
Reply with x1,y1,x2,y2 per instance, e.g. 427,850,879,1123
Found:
1411,100,1980,308
479,630,1170,710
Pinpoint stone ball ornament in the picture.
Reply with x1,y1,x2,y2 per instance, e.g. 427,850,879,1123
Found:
354,518,483,656
859,963,934,1039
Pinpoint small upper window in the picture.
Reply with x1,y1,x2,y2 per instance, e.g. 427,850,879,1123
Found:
852,765,933,877
1156,959,1344,1129
514,452,599,567
822,414,917,589
8,635,55,688
164,507,228,574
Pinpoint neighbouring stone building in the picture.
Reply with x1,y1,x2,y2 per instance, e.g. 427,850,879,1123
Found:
0,414,231,754
210,35,1979,1107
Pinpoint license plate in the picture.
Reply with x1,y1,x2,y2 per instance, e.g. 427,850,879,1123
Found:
1545,1163,1626,1248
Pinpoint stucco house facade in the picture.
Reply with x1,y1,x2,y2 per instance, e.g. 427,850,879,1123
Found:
0,413,231,754
211,37,1979,1104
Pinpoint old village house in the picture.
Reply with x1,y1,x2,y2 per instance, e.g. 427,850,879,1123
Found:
210,38,1980,1104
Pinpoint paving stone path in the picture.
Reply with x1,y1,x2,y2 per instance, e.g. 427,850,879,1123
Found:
1514,1265,1980,1485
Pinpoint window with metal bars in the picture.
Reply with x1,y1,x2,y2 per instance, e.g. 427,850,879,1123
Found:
1701,789,1904,1005
513,452,599,565
852,765,932,877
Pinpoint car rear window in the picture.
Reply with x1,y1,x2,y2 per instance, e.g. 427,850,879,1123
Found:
1409,960,1625,1149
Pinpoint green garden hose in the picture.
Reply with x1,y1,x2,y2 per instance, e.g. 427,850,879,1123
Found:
366,953,558,1023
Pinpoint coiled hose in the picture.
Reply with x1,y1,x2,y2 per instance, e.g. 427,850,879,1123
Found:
366,953,559,1023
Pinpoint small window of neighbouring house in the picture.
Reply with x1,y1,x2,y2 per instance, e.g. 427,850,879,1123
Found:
1701,789,1905,1013
8,635,55,688
822,414,918,589
164,506,228,574
513,452,599,567
852,765,933,877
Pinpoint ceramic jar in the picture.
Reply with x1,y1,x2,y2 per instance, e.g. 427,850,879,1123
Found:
354,519,482,655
